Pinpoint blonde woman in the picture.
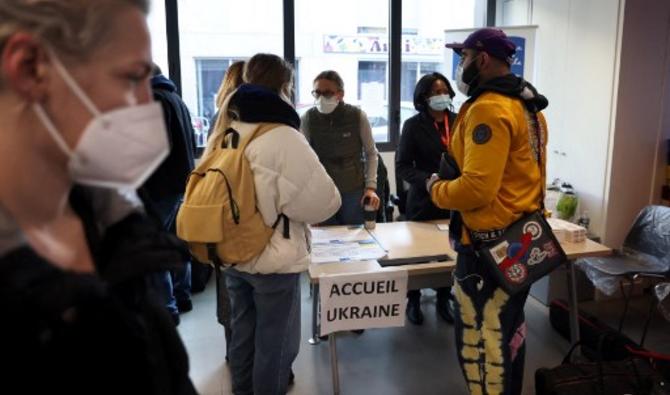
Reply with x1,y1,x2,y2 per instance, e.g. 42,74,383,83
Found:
216,60,245,113
211,60,246,359
209,53,340,394
0,1,195,393
207,61,245,142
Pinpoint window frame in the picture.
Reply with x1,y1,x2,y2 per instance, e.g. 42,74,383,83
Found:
161,0,493,152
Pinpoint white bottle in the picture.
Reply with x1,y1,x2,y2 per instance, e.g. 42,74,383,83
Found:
577,211,590,231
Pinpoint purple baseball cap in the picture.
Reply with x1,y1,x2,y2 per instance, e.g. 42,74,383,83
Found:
445,27,517,64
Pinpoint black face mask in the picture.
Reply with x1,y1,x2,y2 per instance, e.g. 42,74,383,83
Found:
462,57,480,94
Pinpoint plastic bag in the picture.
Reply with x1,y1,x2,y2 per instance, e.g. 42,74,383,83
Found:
577,206,670,296
576,257,621,296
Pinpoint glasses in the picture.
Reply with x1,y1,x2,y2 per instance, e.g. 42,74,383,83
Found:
311,90,337,99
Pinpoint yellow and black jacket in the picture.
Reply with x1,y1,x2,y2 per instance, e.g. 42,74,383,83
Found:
430,75,548,243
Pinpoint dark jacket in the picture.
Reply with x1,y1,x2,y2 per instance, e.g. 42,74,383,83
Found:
142,75,197,206
0,187,197,395
302,103,364,193
396,111,456,221
230,84,301,128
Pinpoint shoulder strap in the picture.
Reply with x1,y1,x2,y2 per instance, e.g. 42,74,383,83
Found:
222,123,283,150
528,112,546,212
272,214,290,239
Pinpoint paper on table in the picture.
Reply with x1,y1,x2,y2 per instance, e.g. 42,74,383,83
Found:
311,225,371,243
436,223,449,231
311,239,387,264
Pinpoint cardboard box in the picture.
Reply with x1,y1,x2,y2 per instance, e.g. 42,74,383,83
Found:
593,277,646,302
548,218,587,243
530,265,594,305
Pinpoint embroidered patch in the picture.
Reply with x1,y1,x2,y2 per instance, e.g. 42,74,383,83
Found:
522,221,543,240
489,240,510,264
527,247,548,266
543,241,559,258
472,124,492,144
505,263,528,284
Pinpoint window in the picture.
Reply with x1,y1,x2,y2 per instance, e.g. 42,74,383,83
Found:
295,0,390,143
401,61,441,102
401,0,481,127
177,0,283,147
154,0,488,150
358,61,387,101
195,58,243,122
146,0,169,76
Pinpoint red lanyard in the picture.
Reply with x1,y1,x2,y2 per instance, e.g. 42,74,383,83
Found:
434,115,450,148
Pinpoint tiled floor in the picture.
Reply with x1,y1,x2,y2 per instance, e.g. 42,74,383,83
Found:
178,274,670,395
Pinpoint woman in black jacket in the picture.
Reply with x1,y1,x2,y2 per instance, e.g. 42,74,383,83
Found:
396,72,456,326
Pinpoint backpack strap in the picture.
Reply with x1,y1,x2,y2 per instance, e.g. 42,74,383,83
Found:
241,123,283,149
207,243,224,268
272,214,290,239
221,128,240,149
220,123,282,151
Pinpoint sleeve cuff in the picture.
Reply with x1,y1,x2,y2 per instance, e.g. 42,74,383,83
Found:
430,180,449,207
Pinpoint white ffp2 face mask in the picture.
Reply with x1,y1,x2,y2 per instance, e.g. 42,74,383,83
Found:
455,63,470,96
428,94,452,111
315,96,339,114
33,53,169,190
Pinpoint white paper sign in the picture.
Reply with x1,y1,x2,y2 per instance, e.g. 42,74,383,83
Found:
319,269,408,336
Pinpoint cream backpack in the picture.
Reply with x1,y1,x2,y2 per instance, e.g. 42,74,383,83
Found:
176,123,288,266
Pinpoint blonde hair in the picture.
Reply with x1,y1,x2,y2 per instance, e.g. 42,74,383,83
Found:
0,0,149,87
204,53,294,157
215,61,245,111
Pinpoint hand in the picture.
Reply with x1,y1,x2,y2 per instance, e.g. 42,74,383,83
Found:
360,188,380,210
426,173,440,193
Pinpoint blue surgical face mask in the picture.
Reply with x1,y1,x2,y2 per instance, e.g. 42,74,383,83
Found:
427,94,452,111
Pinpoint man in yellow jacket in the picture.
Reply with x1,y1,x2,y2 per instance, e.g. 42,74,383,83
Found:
430,28,549,395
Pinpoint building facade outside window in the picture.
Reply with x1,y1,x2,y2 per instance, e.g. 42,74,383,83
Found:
159,0,484,147
177,0,283,146
195,58,244,122
401,0,482,126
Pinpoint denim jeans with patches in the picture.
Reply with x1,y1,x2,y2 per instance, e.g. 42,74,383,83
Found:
452,246,529,395
225,268,301,395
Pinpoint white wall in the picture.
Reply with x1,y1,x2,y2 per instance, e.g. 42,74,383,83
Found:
529,0,621,239
497,0,532,26
653,30,670,208
603,0,670,247
499,0,670,247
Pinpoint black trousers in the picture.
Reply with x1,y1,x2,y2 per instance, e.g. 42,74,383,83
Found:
407,287,451,302
452,247,529,395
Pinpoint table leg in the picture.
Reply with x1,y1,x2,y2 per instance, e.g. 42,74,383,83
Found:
309,282,320,345
329,333,340,395
566,259,581,357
